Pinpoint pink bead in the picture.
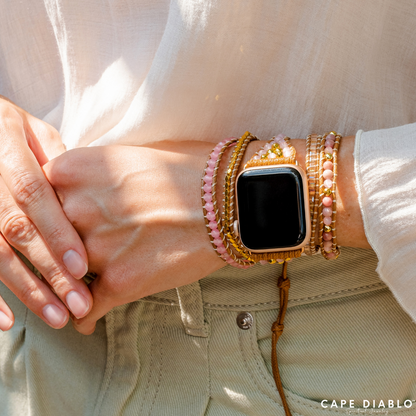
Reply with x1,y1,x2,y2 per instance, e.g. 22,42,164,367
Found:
323,232,332,241
209,222,218,231
276,134,285,141
214,144,222,152
323,207,332,217
203,184,211,193
323,161,333,170
206,167,214,175
326,252,336,260
276,259,284,263
283,147,291,157
322,196,333,207
323,179,333,189
268,153,277,159
221,253,231,260
326,133,335,141
279,140,288,149
213,238,223,246
203,174,212,184
253,155,260,160
323,169,334,180
323,241,332,252
325,139,335,148
208,159,216,168
217,246,226,254
218,140,227,146
211,229,220,238
323,216,332,225
325,147,333,154
259,260,268,265
204,202,214,211
203,193,212,202
206,212,216,221
226,258,235,264
264,143,272,151
258,150,266,156
210,151,219,160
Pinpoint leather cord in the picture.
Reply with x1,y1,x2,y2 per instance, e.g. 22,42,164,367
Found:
271,261,292,416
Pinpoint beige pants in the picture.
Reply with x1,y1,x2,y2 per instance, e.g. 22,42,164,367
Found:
1,247,415,415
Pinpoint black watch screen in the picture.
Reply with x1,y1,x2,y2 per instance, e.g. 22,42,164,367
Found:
236,167,307,251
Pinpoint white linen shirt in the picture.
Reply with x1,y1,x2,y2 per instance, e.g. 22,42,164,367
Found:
1,1,416,320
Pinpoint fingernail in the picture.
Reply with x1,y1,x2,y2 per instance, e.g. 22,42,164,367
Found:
66,291,90,319
0,311,12,331
42,304,67,328
63,250,88,279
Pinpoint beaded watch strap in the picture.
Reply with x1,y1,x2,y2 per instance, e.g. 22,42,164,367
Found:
318,132,342,260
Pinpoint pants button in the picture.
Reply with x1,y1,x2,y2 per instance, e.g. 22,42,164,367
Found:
236,312,253,330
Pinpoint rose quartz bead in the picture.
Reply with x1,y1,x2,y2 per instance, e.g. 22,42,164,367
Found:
226,258,235,264
204,202,214,211
253,155,260,160
258,150,266,156
323,169,334,180
322,196,333,207
211,229,220,238
268,153,277,159
259,260,268,265
323,241,332,252
206,167,214,175
203,174,212,184
323,207,332,216
203,193,212,202
214,144,222,152
213,238,223,246
279,140,288,149
323,216,332,225
206,212,216,222
324,179,333,189
217,246,226,254
203,184,211,193
276,259,284,263
221,253,231,260
218,140,227,146
323,161,333,170
283,147,291,157
325,147,333,154
326,133,335,141
208,159,216,168
325,139,335,148
326,252,336,259
276,134,285,141
209,222,218,231
264,143,272,151
210,150,220,159
323,232,332,241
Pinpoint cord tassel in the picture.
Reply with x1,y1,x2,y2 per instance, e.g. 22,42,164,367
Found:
271,261,292,416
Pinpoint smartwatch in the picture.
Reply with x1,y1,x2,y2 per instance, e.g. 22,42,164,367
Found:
234,137,311,260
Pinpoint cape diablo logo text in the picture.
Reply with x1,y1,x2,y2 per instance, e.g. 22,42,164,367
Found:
320,400,413,409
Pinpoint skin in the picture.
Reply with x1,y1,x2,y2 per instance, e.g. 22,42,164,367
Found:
0,97,92,331
0,97,370,335
41,138,369,335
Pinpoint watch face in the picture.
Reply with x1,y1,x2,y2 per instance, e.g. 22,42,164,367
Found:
236,167,307,251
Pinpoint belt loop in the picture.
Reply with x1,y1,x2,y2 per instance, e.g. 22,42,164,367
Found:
176,281,208,338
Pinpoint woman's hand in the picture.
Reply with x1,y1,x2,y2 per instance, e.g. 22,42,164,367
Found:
43,142,225,334
0,97,92,331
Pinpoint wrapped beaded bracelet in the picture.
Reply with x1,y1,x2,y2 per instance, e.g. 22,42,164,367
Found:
317,132,342,260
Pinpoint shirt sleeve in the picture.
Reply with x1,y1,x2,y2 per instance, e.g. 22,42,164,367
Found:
354,123,416,322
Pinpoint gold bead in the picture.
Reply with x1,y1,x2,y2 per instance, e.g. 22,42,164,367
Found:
324,225,332,233
324,188,332,196
276,150,283,157
325,153,333,160
330,131,337,136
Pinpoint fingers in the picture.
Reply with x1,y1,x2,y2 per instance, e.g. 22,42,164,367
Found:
0,178,93,320
0,106,88,279
0,295,14,331
0,234,69,329
71,277,115,335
